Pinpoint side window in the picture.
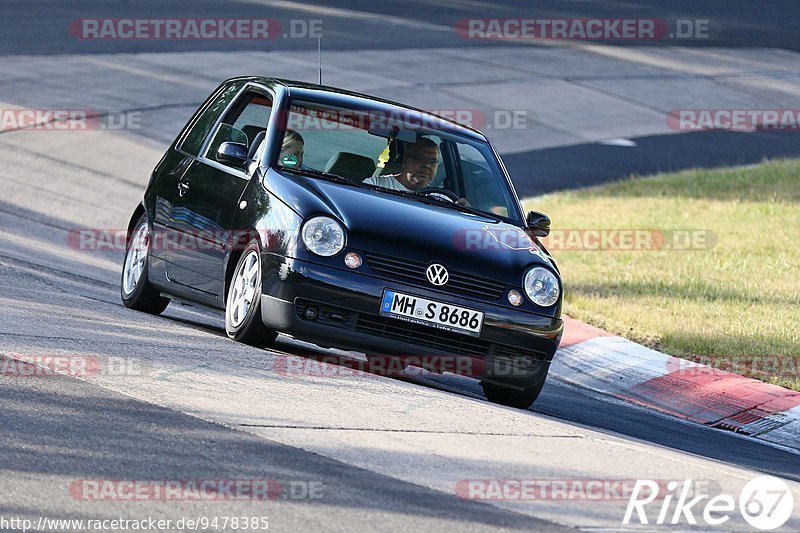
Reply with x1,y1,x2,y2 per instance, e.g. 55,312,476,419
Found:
457,142,487,167
204,92,273,168
178,81,243,156
458,142,511,218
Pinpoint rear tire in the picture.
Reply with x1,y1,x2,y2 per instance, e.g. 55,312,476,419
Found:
481,378,546,409
120,214,169,314
225,240,278,348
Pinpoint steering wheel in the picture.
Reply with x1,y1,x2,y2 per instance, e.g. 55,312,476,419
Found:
416,187,460,203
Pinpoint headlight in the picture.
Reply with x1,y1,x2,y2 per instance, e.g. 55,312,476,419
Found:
523,267,560,307
301,216,346,256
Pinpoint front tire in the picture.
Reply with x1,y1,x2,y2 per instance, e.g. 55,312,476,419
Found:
120,214,169,314
225,240,277,347
481,378,546,409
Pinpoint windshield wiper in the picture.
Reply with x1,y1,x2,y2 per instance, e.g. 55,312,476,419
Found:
439,198,502,222
365,185,422,201
280,166,368,188
367,185,502,222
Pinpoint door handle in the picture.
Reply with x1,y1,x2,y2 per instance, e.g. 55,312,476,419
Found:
177,180,190,197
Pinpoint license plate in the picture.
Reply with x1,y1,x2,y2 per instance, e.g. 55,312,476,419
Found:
379,289,484,336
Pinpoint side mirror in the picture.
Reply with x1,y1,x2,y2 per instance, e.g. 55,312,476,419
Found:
526,211,551,237
217,141,248,167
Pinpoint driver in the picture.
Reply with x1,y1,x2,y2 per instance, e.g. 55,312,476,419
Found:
364,137,439,191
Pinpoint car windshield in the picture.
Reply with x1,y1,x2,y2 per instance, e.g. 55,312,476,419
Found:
275,99,521,222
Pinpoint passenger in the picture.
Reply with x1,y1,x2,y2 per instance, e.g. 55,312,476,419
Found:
278,129,305,168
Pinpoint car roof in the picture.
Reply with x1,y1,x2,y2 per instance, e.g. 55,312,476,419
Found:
226,76,487,142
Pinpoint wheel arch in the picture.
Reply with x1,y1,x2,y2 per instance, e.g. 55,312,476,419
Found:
223,230,262,305
126,203,147,237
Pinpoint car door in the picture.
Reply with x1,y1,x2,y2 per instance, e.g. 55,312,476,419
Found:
149,82,241,265
165,89,273,297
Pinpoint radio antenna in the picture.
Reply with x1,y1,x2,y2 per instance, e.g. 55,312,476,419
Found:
317,36,322,85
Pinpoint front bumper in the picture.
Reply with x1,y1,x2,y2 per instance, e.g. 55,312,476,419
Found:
260,254,563,389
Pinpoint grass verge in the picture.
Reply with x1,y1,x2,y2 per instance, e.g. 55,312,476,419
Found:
523,158,800,391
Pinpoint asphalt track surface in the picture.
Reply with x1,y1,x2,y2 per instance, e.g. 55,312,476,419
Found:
4,1,800,193
1,0,799,54
1,1,800,531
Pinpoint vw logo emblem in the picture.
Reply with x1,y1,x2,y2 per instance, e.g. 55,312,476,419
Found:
426,263,449,286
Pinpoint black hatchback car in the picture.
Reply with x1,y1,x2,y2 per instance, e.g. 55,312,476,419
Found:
121,77,563,408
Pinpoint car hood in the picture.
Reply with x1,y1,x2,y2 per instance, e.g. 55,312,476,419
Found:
268,170,557,280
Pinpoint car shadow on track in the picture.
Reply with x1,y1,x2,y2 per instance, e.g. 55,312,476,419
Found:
167,309,800,484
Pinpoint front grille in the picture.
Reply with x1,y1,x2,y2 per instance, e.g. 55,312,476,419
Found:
355,313,491,356
354,313,548,365
296,298,549,364
365,252,507,300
